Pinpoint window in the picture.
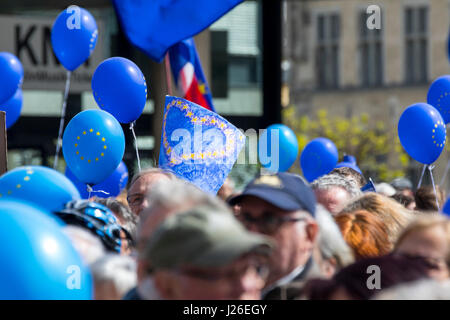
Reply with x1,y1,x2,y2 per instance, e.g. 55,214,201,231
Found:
316,13,340,89
359,9,383,87
404,6,428,84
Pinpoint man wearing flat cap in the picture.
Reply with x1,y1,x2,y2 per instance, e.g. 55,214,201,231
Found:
229,172,319,300
146,205,272,300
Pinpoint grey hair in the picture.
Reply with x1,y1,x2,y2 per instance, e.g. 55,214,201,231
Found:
91,254,137,299
373,279,450,300
93,197,138,239
314,204,354,268
138,178,229,233
63,225,106,265
127,168,177,191
311,173,362,198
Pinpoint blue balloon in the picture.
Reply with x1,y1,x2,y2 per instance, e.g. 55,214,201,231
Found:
51,7,98,71
62,110,125,185
0,88,22,129
0,52,23,105
442,197,450,217
398,103,446,165
66,161,129,199
258,124,299,172
92,57,147,123
0,166,80,212
427,76,450,124
300,137,339,182
0,200,93,299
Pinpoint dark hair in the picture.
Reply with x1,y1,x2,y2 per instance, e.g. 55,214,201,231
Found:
330,167,366,188
414,186,445,212
301,254,435,300
391,192,415,208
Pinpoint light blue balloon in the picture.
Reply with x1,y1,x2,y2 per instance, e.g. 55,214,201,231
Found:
0,166,80,212
300,137,339,182
0,200,93,299
51,7,98,71
258,124,299,172
398,103,446,165
0,52,23,105
0,88,23,129
92,57,147,123
62,110,125,185
66,161,128,199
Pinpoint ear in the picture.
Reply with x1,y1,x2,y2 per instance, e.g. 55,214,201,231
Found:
153,271,178,300
305,221,319,244
322,257,337,278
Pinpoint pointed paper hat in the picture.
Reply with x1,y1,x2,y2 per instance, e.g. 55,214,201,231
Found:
158,96,246,194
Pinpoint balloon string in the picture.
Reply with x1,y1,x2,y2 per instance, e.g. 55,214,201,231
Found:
417,164,427,189
440,159,450,187
86,184,110,199
130,121,141,172
53,71,72,169
429,165,440,211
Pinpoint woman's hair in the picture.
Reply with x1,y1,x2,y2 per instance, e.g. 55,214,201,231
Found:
335,210,392,260
301,254,434,300
414,186,445,212
391,192,415,209
395,214,450,266
339,192,415,243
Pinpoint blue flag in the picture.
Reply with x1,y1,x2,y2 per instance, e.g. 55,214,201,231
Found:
158,96,245,194
112,0,243,62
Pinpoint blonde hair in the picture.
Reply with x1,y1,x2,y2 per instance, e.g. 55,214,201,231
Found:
339,192,415,244
395,214,450,266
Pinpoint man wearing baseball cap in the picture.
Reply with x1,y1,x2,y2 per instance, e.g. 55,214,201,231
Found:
146,205,272,300
229,172,319,300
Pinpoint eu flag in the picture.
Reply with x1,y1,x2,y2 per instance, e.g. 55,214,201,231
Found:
112,0,244,62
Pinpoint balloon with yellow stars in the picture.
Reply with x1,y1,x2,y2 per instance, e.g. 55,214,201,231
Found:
427,75,450,124
62,109,125,185
0,166,80,212
398,103,446,165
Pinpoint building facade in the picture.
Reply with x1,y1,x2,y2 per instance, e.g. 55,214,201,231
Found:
284,0,450,183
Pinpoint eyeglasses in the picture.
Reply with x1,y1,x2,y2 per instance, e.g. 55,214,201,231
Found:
127,193,144,207
237,211,306,234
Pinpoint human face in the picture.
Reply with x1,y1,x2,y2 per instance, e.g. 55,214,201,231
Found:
314,187,351,216
156,255,268,300
396,225,450,281
127,173,170,216
237,196,317,286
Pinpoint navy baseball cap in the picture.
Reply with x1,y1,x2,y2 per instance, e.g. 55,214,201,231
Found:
228,172,316,216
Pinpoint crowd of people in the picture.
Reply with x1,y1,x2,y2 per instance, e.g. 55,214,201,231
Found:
59,165,450,300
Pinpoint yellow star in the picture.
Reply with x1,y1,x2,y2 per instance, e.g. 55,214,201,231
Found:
104,145,107,149
187,112,193,117
192,117,198,123
77,136,80,140
80,156,84,160
182,104,188,110
102,138,105,142
26,170,33,175
75,144,78,147
83,131,86,135
88,160,91,163
95,158,99,161
211,119,216,124
76,151,79,155
101,153,104,157
7,191,11,195
90,129,93,133
198,83,206,94
16,184,21,189
97,132,100,136
24,176,30,181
